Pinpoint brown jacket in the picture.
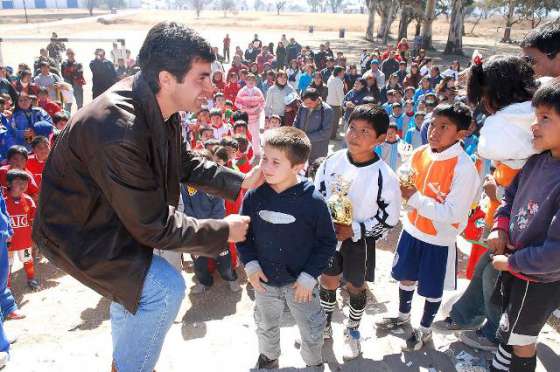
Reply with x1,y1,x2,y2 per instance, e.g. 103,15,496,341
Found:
33,73,244,313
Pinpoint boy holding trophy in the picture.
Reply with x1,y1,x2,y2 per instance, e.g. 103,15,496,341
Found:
316,104,401,360
376,102,480,351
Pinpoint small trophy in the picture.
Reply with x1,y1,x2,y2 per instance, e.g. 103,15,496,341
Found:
327,175,353,226
397,142,416,188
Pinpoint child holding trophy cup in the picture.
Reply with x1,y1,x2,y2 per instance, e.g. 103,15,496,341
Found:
315,104,401,360
376,102,480,351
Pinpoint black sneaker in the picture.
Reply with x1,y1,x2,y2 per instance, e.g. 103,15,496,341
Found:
375,314,411,330
255,354,279,369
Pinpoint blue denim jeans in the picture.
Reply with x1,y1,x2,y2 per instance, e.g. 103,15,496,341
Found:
450,250,500,343
193,250,237,287
110,255,186,371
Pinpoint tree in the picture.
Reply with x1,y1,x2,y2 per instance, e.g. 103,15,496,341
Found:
421,0,436,49
327,0,344,13
275,0,287,14
190,0,212,17
377,0,399,44
220,0,235,17
444,0,463,54
254,0,264,10
307,0,321,12
365,0,376,41
397,0,424,40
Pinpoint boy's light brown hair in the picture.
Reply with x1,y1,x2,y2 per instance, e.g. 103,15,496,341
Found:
262,127,311,166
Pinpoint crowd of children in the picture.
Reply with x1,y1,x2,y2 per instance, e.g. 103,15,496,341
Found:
0,21,558,371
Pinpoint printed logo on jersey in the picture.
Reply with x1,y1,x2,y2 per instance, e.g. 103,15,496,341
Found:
10,214,29,229
187,185,198,196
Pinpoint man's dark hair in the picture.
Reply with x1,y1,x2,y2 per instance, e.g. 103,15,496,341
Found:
333,66,345,77
520,21,560,58
348,104,390,136
6,169,30,184
7,145,29,161
532,78,560,114
137,22,215,94
301,88,320,101
432,102,472,131
31,136,49,149
262,127,311,166
232,110,249,123
467,55,535,112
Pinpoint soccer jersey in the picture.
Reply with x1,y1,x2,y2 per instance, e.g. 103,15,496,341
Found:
6,193,35,251
26,155,46,189
315,149,401,243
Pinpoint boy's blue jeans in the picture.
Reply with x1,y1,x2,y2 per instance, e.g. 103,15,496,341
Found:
193,250,237,287
0,242,11,353
449,250,500,343
110,255,186,372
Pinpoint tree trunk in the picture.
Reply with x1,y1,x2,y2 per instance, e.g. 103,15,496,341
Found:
469,13,483,35
421,0,436,49
196,8,201,18
365,0,376,41
415,19,421,36
502,0,515,42
398,6,411,40
381,0,396,44
444,0,463,55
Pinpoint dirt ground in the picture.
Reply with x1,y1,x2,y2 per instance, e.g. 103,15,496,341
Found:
0,10,558,372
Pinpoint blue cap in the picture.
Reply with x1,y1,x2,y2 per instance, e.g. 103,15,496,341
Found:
371,59,380,65
33,120,54,137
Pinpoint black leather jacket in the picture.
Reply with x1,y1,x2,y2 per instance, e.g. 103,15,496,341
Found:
33,73,244,313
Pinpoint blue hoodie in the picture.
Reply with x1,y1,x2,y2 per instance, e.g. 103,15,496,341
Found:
0,194,12,243
237,179,336,287
181,185,225,220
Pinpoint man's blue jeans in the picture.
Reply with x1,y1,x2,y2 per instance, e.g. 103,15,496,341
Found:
449,250,500,343
110,255,186,371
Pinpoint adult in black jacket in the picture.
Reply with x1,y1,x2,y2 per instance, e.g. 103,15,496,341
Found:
89,48,117,99
33,22,261,371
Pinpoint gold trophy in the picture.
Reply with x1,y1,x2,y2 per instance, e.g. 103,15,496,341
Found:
327,175,353,226
397,142,416,188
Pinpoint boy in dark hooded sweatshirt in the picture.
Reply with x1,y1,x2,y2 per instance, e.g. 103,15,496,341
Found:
486,79,560,372
237,127,336,369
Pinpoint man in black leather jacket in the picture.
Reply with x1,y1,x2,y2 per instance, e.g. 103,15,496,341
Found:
33,22,261,371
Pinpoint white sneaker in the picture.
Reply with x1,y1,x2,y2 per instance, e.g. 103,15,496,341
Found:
342,328,361,360
190,282,208,294
0,351,8,368
228,280,242,292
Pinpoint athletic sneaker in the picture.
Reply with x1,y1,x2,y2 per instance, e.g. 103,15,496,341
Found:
190,283,209,295
255,354,279,369
27,279,40,291
342,328,361,360
228,280,242,292
323,324,333,340
6,310,25,321
458,329,498,352
404,328,432,351
375,314,411,329
433,316,472,331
